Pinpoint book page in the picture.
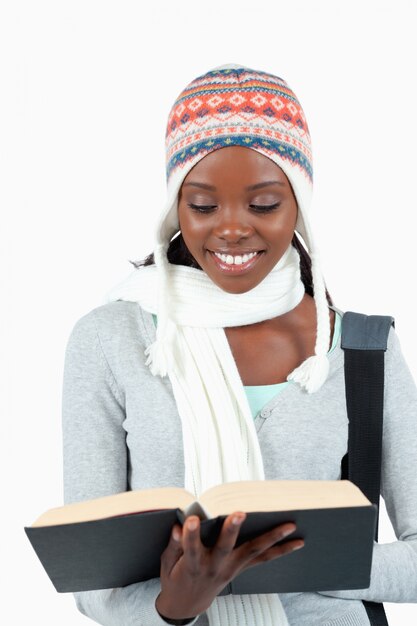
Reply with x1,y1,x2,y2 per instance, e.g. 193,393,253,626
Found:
199,480,371,518
31,487,195,527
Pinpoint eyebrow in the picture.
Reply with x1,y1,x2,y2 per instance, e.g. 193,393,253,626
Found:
182,180,286,191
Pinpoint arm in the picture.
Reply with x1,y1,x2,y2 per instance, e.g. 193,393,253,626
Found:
62,308,200,625
319,326,417,603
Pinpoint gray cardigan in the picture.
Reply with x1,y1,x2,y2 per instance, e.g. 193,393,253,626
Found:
61,301,417,626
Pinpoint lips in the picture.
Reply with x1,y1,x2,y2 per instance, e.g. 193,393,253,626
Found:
208,250,264,274
210,250,263,255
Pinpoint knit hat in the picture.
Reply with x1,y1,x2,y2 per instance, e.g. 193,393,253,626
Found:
147,62,331,393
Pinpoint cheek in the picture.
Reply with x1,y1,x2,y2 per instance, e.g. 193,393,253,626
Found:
179,207,207,238
178,206,190,236
267,220,295,242
178,218,206,253
272,203,298,235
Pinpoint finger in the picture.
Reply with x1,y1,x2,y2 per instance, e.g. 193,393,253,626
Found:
246,538,305,568
210,512,246,570
182,516,204,575
160,524,184,574
232,522,297,569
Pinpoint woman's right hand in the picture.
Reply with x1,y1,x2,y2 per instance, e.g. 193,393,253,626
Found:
155,512,304,622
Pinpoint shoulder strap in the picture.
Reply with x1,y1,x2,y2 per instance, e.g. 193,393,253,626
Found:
341,310,394,626
341,311,395,351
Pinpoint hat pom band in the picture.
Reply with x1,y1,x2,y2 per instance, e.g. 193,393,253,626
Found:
286,352,330,394
144,336,174,377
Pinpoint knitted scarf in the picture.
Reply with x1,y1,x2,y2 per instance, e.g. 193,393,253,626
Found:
103,243,308,626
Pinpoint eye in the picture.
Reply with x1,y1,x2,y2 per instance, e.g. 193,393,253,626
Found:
250,202,281,213
187,202,281,214
187,203,216,213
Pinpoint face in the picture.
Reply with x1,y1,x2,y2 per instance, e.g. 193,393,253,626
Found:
177,145,298,294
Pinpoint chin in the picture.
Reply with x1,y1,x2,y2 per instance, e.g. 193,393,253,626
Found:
212,278,261,295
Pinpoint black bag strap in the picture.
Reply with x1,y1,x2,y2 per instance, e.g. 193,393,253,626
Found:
340,310,395,626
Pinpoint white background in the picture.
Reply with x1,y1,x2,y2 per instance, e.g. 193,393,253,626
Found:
2,0,417,624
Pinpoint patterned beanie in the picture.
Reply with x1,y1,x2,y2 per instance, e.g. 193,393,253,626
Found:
151,62,331,393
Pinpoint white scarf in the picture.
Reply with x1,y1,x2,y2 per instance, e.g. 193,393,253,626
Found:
103,243,309,626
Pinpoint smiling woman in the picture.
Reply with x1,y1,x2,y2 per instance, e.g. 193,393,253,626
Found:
61,63,417,626
176,147,299,293
138,167,329,304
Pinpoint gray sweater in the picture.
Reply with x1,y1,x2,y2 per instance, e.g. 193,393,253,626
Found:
61,301,417,626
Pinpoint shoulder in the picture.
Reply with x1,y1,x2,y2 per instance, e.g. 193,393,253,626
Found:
386,323,400,354
66,300,153,352
385,323,413,383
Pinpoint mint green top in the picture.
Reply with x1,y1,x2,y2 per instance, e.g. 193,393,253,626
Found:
151,311,342,419
244,310,342,417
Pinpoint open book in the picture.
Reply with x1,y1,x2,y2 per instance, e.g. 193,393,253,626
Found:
25,479,377,594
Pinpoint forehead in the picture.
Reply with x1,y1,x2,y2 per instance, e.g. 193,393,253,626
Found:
182,146,287,186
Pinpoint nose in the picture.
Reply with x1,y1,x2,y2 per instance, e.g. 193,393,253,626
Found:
212,207,254,242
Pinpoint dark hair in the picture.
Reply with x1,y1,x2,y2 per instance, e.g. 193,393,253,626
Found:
128,231,334,306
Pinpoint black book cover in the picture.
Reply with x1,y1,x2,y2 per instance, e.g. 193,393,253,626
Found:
25,504,377,594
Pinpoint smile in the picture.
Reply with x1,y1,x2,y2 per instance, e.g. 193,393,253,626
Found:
208,250,264,274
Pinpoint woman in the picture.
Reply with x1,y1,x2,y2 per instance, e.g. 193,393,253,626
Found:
62,64,417,625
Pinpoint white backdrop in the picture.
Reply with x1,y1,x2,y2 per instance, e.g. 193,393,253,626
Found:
2,0,417,624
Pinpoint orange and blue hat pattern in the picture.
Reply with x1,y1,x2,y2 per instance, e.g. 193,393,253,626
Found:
165,66,313,186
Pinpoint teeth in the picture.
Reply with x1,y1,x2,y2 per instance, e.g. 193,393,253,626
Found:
213,251,258,265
